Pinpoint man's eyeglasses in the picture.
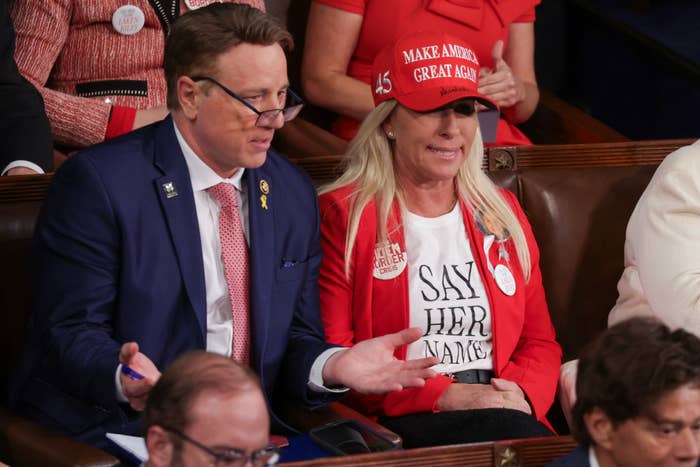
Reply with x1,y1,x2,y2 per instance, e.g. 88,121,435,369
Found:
191,76,304,128
163,426,280,467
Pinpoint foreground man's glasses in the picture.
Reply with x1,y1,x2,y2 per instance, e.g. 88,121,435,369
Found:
191,76,304,127
163,426,280,467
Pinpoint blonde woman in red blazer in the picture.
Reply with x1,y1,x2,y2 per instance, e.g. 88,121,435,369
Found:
10,0,264,149
318,31,561,447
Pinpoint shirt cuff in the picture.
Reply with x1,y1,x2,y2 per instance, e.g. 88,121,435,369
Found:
1,160,45,176
115,364,129,403
105,106,137,140
308,347,349,393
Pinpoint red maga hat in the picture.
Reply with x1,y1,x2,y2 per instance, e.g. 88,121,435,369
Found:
371,30,497,112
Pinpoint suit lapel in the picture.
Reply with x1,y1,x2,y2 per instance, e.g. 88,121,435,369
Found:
246,166,275,369
153,117,207,342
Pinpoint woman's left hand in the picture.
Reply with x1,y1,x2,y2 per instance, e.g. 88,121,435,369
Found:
478,40,526,109
491,377,532,415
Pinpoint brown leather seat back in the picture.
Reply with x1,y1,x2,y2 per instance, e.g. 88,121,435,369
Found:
0,202,41,390
516,165,657,360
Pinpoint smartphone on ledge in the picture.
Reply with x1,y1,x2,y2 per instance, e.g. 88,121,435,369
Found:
309,419,399,456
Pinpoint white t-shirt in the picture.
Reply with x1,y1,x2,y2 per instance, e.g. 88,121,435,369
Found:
404,204,494,374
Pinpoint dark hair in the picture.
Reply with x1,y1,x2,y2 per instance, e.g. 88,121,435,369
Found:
572,317,700,446
164,3,293,109
143,351,262,442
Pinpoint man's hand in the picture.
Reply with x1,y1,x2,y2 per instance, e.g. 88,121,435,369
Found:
6,166,39,176
119,342,161,411
436,377,531,414
321,327,439,394
478,40,525,109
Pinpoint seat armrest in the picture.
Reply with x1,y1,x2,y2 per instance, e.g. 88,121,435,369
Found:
0,408,119,467
281,401,402,448
518,90,629,144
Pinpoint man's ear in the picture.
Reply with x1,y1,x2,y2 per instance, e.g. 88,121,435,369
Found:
584,407,616,451
145,425,175,467
177,76,201,120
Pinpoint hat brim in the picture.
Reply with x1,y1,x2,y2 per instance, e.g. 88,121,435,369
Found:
397,87,498,113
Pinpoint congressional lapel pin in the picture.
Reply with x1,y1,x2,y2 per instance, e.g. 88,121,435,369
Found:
259,179,269,210
372,241,407,280
162,182,178,199
112,5,145,35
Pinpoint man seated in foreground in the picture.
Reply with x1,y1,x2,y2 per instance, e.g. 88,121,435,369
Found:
549,317,700,467
144,351,277,467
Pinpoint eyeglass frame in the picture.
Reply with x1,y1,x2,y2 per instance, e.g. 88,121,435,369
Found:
162,425,280,467
190,76,304,127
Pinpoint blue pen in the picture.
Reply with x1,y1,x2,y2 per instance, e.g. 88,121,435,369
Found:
121,364,145,380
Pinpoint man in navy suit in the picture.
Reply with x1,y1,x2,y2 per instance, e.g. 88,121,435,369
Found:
549,318,700,467
8,4,437,457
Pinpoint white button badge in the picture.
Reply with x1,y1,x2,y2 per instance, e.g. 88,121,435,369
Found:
494,263,516,296
112,5,145,36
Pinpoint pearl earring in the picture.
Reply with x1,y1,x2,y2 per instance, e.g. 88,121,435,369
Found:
387,131,395,139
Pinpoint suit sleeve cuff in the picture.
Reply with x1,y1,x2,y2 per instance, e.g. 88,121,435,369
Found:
2,160,45,175
105,106,137,140
308,347,349,393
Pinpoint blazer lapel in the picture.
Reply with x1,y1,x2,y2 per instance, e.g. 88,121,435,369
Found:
246,166,275,369
370,201,410,358
153,117,207,342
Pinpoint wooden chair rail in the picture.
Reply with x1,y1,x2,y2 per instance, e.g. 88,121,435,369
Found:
489,138,695,170
280,435,577,467
2,139,693,204
288,138,696,187
0,174,51,204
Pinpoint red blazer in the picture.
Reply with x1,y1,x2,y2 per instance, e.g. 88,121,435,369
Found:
319,185,561,425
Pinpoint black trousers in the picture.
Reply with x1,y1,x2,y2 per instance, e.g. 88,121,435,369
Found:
379,408,553,448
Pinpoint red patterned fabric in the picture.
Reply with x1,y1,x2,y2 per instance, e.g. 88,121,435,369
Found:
10,0,265,148
208,182,250,363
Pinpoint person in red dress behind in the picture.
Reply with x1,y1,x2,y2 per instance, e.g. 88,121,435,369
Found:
302,0,540,146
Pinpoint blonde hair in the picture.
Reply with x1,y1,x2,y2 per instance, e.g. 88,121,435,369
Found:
319,100,532,281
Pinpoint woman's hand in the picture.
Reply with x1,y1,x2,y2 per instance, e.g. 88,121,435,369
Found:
478,24,539,124
436,377,532,414
478,40,526,109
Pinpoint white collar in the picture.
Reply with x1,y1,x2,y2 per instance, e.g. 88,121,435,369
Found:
589,446,601,467
172,120,245,193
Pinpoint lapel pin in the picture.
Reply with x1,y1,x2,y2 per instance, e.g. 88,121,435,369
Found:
162,182,178,199
259,179,269,209
259,179,269,195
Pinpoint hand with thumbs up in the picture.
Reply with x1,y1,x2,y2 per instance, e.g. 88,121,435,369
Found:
478,40,526,109
477,24,539,124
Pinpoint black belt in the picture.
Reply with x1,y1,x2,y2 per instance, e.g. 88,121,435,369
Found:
448,369,494,384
